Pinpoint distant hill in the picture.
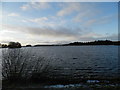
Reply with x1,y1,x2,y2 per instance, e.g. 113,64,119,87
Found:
64,40,120,46
33,40,120,47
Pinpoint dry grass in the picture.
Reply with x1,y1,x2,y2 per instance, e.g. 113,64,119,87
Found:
2,48,51,82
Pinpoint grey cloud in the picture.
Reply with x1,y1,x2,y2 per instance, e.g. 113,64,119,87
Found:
27,27,82,37
80,34,118,41
99,34,118,40
3,25,84,38
0,40,22,45
85,14,117,26
2,25,118,43
0,40,13,43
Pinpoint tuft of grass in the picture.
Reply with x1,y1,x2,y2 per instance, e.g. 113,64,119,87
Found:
2,48,51,83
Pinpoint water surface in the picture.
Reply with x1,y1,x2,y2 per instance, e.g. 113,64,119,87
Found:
0,46,119,80
21,46,119,79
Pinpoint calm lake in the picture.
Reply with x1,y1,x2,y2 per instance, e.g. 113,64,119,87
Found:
0,45,119,80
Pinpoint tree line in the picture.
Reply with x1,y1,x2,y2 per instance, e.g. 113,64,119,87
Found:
1,42,21,48
0,40,120,48
65,40,120,46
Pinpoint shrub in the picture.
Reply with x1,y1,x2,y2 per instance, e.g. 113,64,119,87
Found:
1,44,8,48
2,48,51,82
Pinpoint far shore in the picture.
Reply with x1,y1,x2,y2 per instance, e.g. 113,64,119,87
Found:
0,40,120,48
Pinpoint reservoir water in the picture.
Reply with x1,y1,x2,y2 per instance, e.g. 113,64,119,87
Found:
0,46,119,80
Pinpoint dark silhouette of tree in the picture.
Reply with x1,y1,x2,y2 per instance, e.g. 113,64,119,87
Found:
26,45,32,47
8,42,21,48
1,44,8,48
65,40,120,46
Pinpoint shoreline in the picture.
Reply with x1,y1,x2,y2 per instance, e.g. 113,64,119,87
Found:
2,79,120,90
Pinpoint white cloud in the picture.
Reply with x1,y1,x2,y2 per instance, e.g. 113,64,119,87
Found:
73,9,96,22
21,17,53,27
57,2,100,27
21,20,28,23
57,3,81,16
29,17,48,23
84,14,117,26
20,4,30,10
21,16,67,28
7,13,19,17
20,2,50,10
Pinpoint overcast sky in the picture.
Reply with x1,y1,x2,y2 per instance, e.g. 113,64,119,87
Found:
0,2,118,45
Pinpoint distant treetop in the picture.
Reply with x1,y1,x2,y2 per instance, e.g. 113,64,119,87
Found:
8,42,21,48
